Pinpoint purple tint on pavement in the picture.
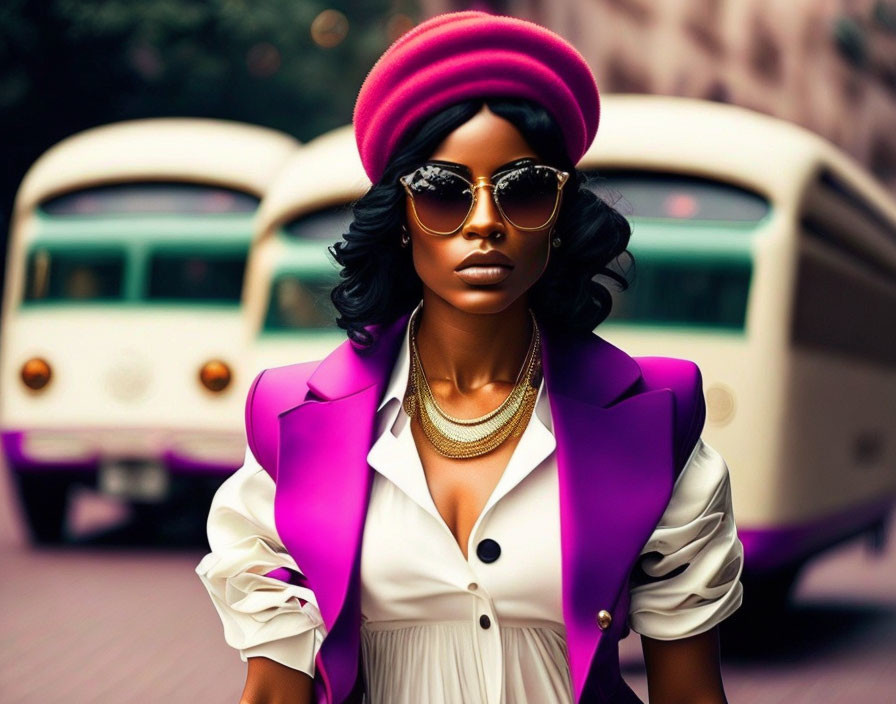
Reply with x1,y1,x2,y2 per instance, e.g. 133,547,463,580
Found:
740,497,893,572
1,431,97,470
2,430,242,475
162,450,242,475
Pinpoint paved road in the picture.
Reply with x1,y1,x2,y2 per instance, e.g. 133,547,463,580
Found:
1,465,893,703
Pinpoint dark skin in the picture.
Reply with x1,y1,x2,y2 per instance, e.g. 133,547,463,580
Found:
408,105,550,562
241,106,728,703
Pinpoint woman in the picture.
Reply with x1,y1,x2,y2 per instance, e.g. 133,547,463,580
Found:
196,11,743,704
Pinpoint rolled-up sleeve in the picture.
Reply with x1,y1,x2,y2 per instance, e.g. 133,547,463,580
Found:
628,438,744,640
195,446,325,675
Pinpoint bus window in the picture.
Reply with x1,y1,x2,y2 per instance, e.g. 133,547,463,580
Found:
283,204,355,241
147,250,246,302
608,258,752,329
264,274,339,331
585,170,770,223
794,168,896,366
40,183,259,215
792,252,896,367
23,247,125,302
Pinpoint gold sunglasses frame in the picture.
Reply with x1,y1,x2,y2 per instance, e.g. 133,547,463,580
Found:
400,164,570,236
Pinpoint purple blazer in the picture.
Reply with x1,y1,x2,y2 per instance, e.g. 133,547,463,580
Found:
245,311,705,704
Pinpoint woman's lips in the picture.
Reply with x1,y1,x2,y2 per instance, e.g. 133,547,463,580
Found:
454,265,513,285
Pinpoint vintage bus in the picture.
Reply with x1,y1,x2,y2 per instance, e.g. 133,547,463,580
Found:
0,118,298,542
582,94,896,602
245,125,366,371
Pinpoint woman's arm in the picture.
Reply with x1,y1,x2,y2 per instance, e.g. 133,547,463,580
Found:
195,446,325,697
240,657,314,704
641,628,727,704
628,439,743,703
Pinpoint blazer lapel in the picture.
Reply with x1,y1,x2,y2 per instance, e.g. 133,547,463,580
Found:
274,312,410,704
539,322,677,702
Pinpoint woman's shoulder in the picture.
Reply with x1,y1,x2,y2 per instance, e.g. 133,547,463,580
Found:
631,355,703,396
628,355,706,475
584,330,703,406
244,360,323,479
247,360,322,418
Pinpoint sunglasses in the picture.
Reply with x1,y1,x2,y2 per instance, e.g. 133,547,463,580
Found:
400,163,570,235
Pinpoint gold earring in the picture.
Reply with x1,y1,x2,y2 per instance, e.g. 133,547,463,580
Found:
401,225,410,247
551,235,562,248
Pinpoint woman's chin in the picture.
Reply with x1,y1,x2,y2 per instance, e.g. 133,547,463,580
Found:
436,289,528,316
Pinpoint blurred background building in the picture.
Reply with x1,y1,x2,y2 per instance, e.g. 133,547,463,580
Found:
424,0,896,190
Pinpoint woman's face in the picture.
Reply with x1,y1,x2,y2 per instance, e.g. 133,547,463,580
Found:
405,105,557,316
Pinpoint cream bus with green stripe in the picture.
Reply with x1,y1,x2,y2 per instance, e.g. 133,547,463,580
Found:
245,126,366,371
583,95,896,602
0,118,298,543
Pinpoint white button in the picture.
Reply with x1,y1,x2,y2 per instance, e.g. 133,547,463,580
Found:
467,582,478,591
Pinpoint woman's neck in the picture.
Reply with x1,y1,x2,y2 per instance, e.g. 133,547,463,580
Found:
413,292,534,394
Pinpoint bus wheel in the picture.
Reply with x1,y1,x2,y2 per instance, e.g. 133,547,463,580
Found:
719,566,802,651
13,471,71,545
723,566,801,643
743,568,800,612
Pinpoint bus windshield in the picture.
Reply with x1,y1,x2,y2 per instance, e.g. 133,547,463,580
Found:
585,170,770,223
607,256,752,330
24,247,125,302
264,272,339,331
23,245,247,304
40,183,259,215
147,249,246,302
283,204,355,241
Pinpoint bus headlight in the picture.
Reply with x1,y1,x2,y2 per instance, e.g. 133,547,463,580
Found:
21,357,52,391
199,360,232,392
705,383,736,425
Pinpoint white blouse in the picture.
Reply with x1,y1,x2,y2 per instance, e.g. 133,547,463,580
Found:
196,312,744,703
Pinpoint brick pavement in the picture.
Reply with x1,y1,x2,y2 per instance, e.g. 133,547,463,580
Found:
1,467,894,703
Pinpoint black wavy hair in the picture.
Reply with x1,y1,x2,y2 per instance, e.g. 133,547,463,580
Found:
329,97,633,348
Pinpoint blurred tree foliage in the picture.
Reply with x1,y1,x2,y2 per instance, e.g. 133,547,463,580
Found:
0,0,413,270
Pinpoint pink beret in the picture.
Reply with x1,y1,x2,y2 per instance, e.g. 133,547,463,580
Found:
353,11,600,183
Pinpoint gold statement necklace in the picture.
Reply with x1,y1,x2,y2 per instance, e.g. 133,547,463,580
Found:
403,306,542,459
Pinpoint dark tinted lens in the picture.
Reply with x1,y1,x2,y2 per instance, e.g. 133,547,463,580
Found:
495,166,559,228
407,166,472,233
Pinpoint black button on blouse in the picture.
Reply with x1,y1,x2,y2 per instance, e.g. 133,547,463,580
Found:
476,539,501,563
